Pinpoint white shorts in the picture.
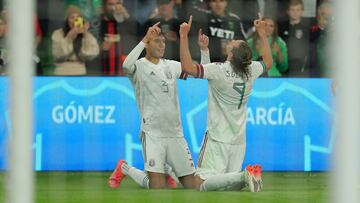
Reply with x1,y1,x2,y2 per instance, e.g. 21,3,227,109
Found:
196,132,246,180
140,131,195,177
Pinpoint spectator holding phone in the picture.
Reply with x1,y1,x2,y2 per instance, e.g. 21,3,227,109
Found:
52,5,99,75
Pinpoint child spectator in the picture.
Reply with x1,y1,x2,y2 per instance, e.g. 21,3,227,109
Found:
278,0,311,77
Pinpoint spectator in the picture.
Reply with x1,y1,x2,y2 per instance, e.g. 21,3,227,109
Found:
173,0,208,62
247,16,288,77
1,9,42,49
175,0,208,22
34,16,43,50
92,0,138,76
309,1,333,77
228,0,280,36
144,0,181,61
123,0,157,25
0,15,6,75
66,0,102,20
278,0,311,77
0,9,42,75
34,15,43,75
200,0,246,62
51,5,99,76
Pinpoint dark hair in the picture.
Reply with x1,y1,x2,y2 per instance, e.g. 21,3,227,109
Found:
62,21,84,61
230,43,252,80
147,31,166,42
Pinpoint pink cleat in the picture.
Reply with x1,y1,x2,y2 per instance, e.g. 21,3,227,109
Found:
245,164,262,192
253,164,263,189
108,160,127,189
166,175,177,189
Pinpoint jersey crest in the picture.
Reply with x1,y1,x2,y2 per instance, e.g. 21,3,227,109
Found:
166,71,173,79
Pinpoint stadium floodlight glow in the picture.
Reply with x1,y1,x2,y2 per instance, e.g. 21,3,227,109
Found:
332,0,360,203
6,0,35,203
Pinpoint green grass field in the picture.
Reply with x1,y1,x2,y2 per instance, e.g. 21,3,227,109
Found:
0,172,329,203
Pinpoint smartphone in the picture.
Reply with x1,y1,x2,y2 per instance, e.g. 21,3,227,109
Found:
74,16,84,28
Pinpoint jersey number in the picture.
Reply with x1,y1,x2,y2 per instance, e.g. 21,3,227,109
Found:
233,82,246,109
161,80,169,93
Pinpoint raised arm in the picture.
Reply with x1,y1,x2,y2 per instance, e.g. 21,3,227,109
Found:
198,29,211,64
179,16,200,77
254,15,273,70
123,22,161,70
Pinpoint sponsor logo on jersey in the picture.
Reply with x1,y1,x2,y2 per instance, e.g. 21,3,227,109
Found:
209,27,235,39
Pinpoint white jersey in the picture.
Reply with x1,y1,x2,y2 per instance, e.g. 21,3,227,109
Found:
196,61,266,144
123,42,209,138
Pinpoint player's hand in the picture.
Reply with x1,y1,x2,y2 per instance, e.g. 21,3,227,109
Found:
197,29,209,51
225,40,235,54
179,15,192,38
254,13,266,38
142,22,161,44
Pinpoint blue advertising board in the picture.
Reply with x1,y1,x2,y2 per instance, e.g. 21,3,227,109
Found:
0,77,333,171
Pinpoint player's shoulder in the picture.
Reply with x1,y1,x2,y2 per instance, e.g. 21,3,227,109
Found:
161,58,173,63
134,57,152,71
250,60,266,74
250,60,264,67
222,61,233,68
161,59,180,66
205,61,228,70
210,61,227,66
250,60,262,69
136,57,147,65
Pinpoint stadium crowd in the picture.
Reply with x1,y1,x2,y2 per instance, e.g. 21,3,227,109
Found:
0,0,333,77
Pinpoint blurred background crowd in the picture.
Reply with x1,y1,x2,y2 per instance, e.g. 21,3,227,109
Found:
0,0,333,77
